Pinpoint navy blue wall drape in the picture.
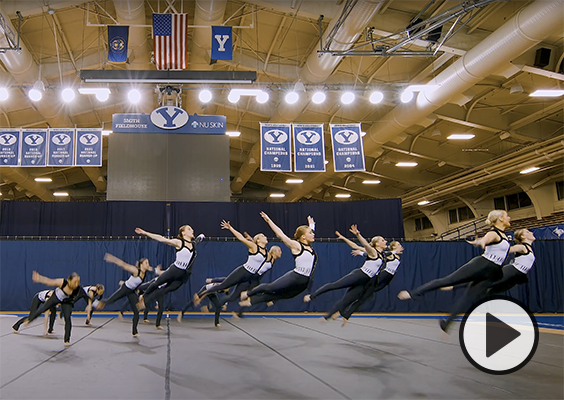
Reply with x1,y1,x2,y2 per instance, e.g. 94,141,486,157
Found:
1,239,561,313
0,199,404,239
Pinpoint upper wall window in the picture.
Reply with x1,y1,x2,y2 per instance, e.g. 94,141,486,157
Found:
557,181,564,201
449,205,474,224
415,215,433,231
494,191,533,211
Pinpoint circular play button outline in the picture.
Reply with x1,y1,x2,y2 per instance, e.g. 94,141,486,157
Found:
459,295,539,375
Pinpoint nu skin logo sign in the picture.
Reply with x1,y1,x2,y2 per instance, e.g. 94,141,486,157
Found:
150,106,189,130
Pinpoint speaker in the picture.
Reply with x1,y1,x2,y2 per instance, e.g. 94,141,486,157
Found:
534,48,551,68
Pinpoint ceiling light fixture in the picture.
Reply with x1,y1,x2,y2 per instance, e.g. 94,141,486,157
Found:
28,80,45,102
418,200,430,205
529,89,564,97
226,131,241,137
199,89,212,103
520,166,540,174
53,192,69,197
335,193,351,198
341,91,355,104
34,177,52,182
369,91,384,104
128,89,141,104
286,179,303,184
0,88,8,101
396,162,418,167
447,133,475,140
270,193,285,198
228,88,268,104
102,130,112,136
79,88,111,102
285,91,299,104
80,70,257,84
311,91,326,104
61,88,75,102
362,180,380,184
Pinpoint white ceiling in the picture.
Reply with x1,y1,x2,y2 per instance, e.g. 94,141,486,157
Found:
0,0,562,218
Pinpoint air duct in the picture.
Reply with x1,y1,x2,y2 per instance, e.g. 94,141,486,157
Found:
113,0,151,68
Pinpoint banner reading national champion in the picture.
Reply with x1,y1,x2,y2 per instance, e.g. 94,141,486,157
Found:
330,123,366,172
293,124,325,172
260,123,292,172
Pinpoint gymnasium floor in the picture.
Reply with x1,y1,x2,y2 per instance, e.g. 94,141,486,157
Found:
1,313,562,400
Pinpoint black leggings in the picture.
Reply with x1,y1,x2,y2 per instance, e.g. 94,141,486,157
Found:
311,269,371,300
341,271,395,319
23,294,73,342
102,285,140,335
409,256,502,300
149,278,187,326
199,266,255,298
13,294,56,332
247,271,309,305
488,266,528,294
142,264,187,301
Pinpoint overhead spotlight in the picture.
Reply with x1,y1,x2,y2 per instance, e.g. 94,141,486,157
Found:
228,91,240,103
418,200,430,205
341,91,355,104
78,88,111,102
369,91,383,104
61,88,75,102
311,91,326,104
0,88,9,101
128,89,141,104
256,91,269,104
199,89,212,103
28,80,45,102
400,89,414,103
53,192,69,197
285,91,299,104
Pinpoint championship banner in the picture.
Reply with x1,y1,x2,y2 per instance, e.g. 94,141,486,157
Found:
75,129,102,166
48,128,75,166
260,123,292,172
330,123,366,172
0,129,21,166
293,124,325,172
21,129,47,167
211,26,233,60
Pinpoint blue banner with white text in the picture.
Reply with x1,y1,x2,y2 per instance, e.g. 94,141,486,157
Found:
330,123,366,172
21,129,47,167
48,129,75,166
75,129,102,166
113,107,226,134
0,129,20,166
260,123,292,172
211,26,233,60
293,124,325,172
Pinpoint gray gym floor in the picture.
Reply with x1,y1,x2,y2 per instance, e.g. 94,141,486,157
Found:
1,313,562,400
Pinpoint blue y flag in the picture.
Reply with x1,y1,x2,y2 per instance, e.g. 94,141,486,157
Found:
108,25,129,63
211,26,233,60
260,123,292,172
330,124,366,172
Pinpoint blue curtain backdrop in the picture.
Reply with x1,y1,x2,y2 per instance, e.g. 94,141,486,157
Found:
0,199,404,239
1,239,561,313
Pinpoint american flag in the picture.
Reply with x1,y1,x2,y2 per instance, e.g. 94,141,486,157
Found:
153,13,187,70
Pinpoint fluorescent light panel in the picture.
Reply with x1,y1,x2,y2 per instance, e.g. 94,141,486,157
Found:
270,193,285,198
448,133,475,140
335,194,351,198
286,179,303,184
34,177,52,182
418,200,430,205
362,180,380,184
396,162,418,167
53,192,69,196
226,131,241,137
520,167,540,174
529,89,564,97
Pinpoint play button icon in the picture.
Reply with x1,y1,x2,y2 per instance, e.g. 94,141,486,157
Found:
485,312,521,357
459,296,539,375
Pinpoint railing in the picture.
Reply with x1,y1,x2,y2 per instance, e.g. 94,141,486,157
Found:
437,216,488,241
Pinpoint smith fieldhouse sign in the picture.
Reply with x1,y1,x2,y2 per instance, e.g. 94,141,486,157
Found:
112,106,226,134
